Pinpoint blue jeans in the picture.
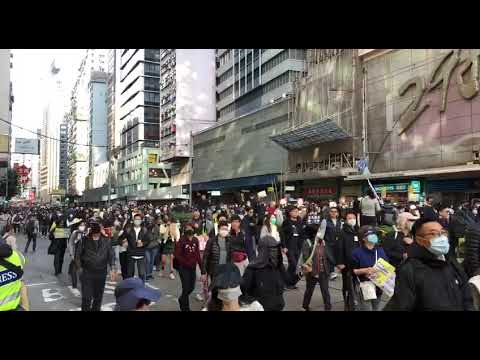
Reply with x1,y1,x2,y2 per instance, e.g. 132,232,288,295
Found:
145,246,160,277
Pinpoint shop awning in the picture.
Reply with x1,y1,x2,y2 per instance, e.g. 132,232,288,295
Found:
270,118,351,150
193,174,278,191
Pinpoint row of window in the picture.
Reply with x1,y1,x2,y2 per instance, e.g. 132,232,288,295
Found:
145,49,160,62
145,63,160,76
261,49,289,74
217,67,233,85
218,50,232,66
262,71,291,94
218,85,233,101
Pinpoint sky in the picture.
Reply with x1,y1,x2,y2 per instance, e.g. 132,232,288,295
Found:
11,49,85,188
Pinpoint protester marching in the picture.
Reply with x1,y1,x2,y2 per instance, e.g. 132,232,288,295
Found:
1,192,480,312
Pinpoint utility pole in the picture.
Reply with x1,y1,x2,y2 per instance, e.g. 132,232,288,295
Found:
189,130,193,208
107,144,111,208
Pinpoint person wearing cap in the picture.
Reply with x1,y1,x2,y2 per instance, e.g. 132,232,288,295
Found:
206,263,263,311
114,277,160,311
241,235,285,311
75,221,116,311
281,205,307,290
382,212,417,270
351,226,389,311
315,206,342,281
384,217,474,311
24,213,39,254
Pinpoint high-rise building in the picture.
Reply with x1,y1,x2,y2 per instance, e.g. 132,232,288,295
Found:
216,49,306,122
117,49,164,197
0,49,12,178
59,119,68,190
68,49,108,197
158,49,217,192
87,71,107,189
39,61,69,202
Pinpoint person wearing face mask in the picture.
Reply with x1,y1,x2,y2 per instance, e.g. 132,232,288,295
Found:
384,217,474,311
241,235,285,311
144,215,161,281
351,226,389,311
315,207,342,281
67,219,86,291
206,263,263,311
382,212,417,270
75,222,116,311
300,223,332,311
241,207,257,260
118,213,152,283
112,217,128,280
335,211,360,311
201,221,231,287
260,213,281,243
49,212,70,276
174,224,202,311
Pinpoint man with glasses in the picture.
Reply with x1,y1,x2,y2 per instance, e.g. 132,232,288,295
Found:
316,207,342,281
384,217,474,311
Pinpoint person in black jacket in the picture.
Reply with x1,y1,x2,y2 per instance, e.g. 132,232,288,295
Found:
384,217,474,311
230,215,248,276
382,212,416,270
201,221,232,284
463,213,480,278
335,210,359,311
281,206,307,290
75,222,116,311
241,235,285,311
118,213,152,282
241,207,256,261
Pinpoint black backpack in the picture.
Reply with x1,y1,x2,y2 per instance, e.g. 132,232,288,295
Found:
381,204,397,226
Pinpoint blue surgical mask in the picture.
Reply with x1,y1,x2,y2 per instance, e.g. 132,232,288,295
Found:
427,235,450,256
367,234,378,245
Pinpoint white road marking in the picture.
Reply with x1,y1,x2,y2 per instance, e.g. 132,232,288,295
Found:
145,283,159,290
26,282,58,287
68,286,81,297
105,290,114,294
42,288,65,303
105,285,116,290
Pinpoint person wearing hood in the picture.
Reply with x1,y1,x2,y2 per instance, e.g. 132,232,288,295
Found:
351,226,389,311
241,235,285,311
335,211,360,311
206,263,263,311
382,212,416,270
384,217,474,311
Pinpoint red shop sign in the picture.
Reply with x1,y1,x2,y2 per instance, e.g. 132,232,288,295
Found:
305,187,336,196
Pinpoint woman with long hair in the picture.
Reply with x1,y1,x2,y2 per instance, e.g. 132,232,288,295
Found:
259,213,281,243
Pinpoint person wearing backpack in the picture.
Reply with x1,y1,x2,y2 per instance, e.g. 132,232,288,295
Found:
24,214,39,254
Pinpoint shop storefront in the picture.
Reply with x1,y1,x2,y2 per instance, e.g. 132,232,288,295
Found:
426,178,480,206
300,179,339,201
363,180,424,204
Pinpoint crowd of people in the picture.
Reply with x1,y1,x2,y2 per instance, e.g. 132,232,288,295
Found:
1,190,480,312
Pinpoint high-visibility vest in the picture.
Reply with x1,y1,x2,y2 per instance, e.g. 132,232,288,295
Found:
0,250,24,311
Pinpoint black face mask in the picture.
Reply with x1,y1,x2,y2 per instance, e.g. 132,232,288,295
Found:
268,247,280,267
185,229,194,237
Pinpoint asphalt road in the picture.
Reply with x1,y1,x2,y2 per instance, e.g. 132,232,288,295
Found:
16,232,386,311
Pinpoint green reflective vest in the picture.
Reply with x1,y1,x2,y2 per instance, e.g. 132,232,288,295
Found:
0,250,24,311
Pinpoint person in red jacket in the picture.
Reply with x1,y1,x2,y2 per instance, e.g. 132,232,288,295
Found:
174,223,202,311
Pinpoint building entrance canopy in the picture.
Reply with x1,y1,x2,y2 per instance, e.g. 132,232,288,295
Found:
270,118,351,151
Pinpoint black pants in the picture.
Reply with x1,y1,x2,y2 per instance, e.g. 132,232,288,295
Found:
25,232,37,252
341,268,355,311
119,252,128,279
69,260,79,289
324,242,336,274
13,224,20,233
40,224,48,236
361,215,377,227
286,245,301,286
81,271,107,311
178,266,196,311
303,273,331,310
53,238,67,275
127,255,146,282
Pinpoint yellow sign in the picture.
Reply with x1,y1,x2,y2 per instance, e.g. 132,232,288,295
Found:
369,258,396,297
267,187,274,192
381,187,387,199
50,189,66,196
148,153,158,164
0,135,9,153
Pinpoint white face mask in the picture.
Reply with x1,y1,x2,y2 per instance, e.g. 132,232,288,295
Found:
134,220,142,227
473,209,478,215
219,229,229,238
78,225,86,232
347,219,356,227
217,286,242,302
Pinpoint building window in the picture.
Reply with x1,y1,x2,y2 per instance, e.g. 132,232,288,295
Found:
262,72,290,95
218,86,233,101
261,49,289,74
217,68,233,85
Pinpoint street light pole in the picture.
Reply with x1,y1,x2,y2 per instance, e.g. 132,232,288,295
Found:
107,145,111,208
189,130,193,208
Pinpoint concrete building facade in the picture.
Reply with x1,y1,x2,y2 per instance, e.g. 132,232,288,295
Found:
0,49,12,180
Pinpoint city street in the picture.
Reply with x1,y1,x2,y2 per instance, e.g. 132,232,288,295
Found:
17,232,387,311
